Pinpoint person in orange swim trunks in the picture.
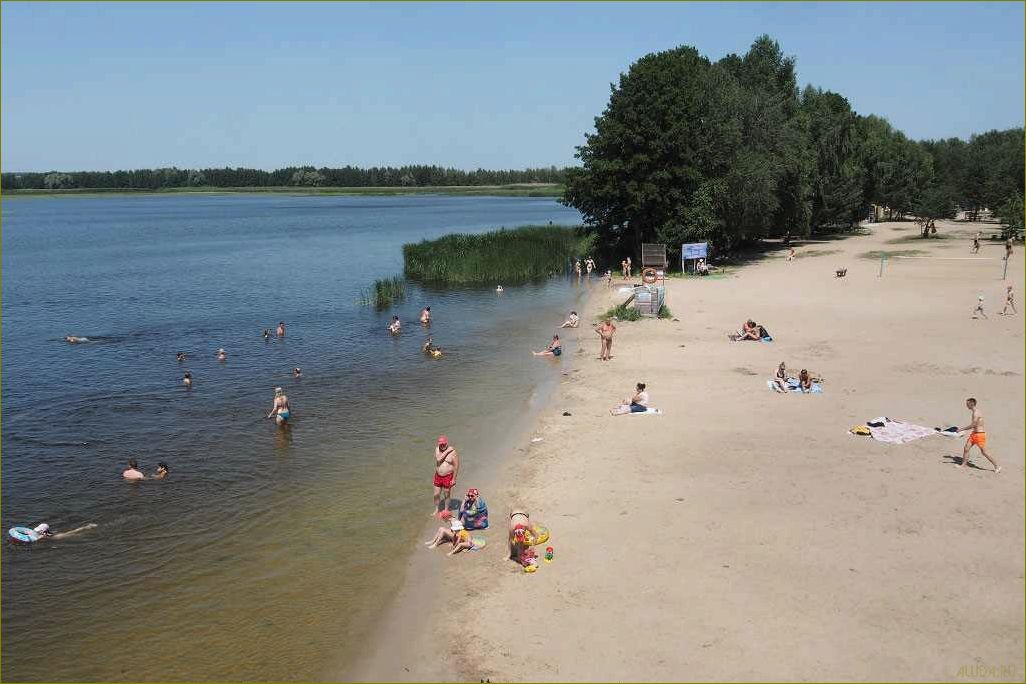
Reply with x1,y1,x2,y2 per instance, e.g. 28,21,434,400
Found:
959,397,1001,473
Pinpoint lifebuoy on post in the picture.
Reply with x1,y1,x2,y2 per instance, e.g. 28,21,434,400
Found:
642,268,658,284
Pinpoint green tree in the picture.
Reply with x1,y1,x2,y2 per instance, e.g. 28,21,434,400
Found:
912,184,958,237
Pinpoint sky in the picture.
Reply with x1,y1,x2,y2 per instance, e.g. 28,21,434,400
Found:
2,2,1023,172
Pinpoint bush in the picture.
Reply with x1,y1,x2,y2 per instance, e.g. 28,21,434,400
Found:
358,276,406,309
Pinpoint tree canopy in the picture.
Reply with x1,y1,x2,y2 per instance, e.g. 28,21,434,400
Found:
563,35,1025,259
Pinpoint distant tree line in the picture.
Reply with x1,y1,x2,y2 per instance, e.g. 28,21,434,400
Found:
562,35,1025,259
0,165,568,191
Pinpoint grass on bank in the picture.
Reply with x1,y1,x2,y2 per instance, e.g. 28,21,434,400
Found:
599,303,673,322
403,225,594,285
357,276,407,309
2,184,564,198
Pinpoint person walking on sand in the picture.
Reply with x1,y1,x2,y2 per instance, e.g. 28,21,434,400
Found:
787,248,796,261
972,296,988,319
585,257,595,277
1001,285,1016,315
596,319,616,361
621,259,628,279
432,435,460,516
958,398,1000,472
1005,238,1013,261
276,321,286,338
971,236,981,254
574,260,582,279
267,387,291,426
626,256,632,278
605,269,613,288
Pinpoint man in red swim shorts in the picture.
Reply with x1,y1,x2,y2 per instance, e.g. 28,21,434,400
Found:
959,397,1000,473
432,435,460,516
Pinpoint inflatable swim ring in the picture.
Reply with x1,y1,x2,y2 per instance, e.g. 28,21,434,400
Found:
9,527,39,544
530,524,550,546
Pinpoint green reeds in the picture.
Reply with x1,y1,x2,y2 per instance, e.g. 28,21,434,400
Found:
403,225,594,285
358,276,407,309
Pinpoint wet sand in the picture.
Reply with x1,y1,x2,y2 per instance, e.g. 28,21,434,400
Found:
350,221,1025,682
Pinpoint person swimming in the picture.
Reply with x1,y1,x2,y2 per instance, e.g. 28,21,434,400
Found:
388,315,402,335
496,285,504,293
267,387,291,426
176,351,187,362
276,321,286,338
154,462,170,479
217,348,227,361
420,307,431,325
183,371,192,389
65,335,88,344
293,367,302,379
262,329,271,341
122,459,145,481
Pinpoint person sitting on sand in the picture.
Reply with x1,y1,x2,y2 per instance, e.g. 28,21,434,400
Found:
730,320,761,341
1002,285,1016,315
122,459,145,481
153,462,170,479
176,351,186,362
771,362,789,393
388,315,401,335
420,307,431,325
559,311,579,328
533,334,562,357
425,511,478,556
610,382,649,415
217,348,227,361
183,371,192,389
798,369,813,393
459,488,489,530
267,387,291,425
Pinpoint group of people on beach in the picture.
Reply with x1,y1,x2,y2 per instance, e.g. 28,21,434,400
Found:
972,284,1016,319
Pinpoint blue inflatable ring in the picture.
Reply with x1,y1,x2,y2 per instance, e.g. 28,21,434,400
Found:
9,526,39,544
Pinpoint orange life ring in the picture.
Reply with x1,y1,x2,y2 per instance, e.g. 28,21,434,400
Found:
642,268,658,284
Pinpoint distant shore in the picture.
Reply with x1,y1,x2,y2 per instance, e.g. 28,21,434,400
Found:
0,183,563,199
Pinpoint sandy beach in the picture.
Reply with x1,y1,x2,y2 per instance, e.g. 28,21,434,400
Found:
349,221,1024,682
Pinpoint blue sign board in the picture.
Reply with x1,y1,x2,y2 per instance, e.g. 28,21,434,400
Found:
682,242,708,260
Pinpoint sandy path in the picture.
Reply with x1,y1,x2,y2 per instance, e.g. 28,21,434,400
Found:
350,221,1024,682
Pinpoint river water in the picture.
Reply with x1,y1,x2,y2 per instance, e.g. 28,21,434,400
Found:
1,194,588,681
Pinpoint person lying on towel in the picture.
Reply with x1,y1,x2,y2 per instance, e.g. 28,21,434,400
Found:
729,320,762,341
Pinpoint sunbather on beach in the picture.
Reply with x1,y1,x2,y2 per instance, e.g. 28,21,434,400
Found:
798,369,813,393
730,320,761,341
459,488,488,530
771,362,788,392
958,397,1000,472
596,319,616,360
611,382,649,415
533,334,562,357
560,311,580,328
424,511,476,556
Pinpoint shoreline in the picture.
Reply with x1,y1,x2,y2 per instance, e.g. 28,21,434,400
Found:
347,221,1024,682
0,184,563,199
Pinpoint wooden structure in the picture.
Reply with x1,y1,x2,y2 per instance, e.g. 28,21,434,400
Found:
641,243,668,270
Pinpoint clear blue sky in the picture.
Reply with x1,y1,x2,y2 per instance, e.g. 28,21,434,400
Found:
2,2,1023,172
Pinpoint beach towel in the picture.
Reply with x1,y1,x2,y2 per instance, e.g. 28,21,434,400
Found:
470,535,487,551
766,380,822,393
460,498,489,530
628,407,663,415
864,418,936,444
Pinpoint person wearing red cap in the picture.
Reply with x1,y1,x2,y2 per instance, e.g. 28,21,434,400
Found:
432,435,460,516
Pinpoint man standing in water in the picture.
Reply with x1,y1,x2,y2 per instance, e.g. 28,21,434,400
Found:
432,435,460,516
276,321,286,338
958,398,1000,472
420,306,431,325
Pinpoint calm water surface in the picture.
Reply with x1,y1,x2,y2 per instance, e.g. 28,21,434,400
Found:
1,194,589,681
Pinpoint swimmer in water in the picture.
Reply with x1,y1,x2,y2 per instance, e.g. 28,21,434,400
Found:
154,462,170,479
65,335,88,344
423,336,442,354
276,321,286,338
16,522,98,542
122,459,145,481
496,285,504,293
217,348,227,362
176,351,186,362
388,315,402,335
183,371,192,389
262,329,271,341
293,367,302,379
420,307,431,325
267,387,291,425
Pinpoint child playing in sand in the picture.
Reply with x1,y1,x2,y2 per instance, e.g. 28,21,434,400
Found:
425,511,477,556
972,296,987,319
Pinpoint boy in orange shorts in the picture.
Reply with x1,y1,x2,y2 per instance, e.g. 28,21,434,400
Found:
959,398,1001,473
